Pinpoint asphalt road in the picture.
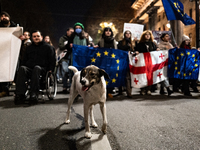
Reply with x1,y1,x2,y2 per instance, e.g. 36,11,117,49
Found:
1,85,200,150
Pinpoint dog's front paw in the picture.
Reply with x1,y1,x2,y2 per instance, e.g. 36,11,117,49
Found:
85,132,92,139
65,119,70,124
101,124,107,134
91,122,98,128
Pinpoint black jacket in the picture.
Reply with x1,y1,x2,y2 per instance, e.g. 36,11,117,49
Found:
117,39,133,52
135,42,157,53
22,40,56,71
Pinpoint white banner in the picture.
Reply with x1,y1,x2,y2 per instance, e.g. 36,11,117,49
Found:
123,23,144,40
129,50,168,88
0,27,23,82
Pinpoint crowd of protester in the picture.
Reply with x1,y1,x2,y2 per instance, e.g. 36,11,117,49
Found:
0,11,200,105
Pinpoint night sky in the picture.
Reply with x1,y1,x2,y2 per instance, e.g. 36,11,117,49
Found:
42,0,95,46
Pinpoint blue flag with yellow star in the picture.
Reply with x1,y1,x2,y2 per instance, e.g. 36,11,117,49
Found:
161,0,195,25
72,44,129,88
168,47,200,80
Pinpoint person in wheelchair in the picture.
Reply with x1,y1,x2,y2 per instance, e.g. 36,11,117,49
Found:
14,30,56,105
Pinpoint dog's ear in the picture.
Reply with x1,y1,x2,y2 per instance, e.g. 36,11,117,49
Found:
80,68,86,78
99,69,110,79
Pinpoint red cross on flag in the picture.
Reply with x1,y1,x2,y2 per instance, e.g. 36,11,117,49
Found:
129,50,168,88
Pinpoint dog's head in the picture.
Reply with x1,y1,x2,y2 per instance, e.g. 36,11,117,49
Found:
80,65,110,91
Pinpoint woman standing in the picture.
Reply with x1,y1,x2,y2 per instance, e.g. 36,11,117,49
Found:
117,30,135,98
179,35,198,96
98,27,117,98
135,30,158,95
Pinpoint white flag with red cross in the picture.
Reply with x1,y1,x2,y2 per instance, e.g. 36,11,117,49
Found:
129,50,168,88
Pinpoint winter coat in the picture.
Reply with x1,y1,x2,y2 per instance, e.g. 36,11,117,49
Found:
135,41,157,53
117,39,133,52
22,40,56,71
58,35,71,59
98,37,117,49
157,40,173,50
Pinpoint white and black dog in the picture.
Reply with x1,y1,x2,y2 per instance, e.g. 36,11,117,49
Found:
65,65,110,138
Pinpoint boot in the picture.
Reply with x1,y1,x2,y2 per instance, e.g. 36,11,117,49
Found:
167,87,173,96
160,86,167,95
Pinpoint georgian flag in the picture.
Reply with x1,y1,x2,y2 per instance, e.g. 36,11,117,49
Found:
129,50,168,88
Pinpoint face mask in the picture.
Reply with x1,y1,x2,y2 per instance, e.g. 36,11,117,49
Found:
75,28,82,34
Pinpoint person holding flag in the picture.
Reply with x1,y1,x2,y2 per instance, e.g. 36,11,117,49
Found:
135,30,158,95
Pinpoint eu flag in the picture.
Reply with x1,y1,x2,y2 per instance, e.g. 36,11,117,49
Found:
168,47,200,80
72,45,129,88
162,0,195,25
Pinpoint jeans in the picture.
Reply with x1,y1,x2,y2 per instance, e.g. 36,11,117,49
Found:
61,57,72,89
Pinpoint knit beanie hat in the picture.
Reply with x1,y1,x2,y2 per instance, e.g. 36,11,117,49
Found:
182,35,190,41
0,11,10,20
74,22,84,30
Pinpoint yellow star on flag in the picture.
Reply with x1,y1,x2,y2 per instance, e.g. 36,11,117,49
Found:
112,78,116,83
116,59,120,64
193,69,195,71
175,61,178,65
189,73,192,76
194,59,198,62
177,56,179,60
180,53,184,56
117,66,119,70
184,73,186,76
178,71,180,74
116,73,118,77
91,57,96,63
187,52,190,55
195,64,198,67
175,67,178,70
106,81,109,85
96,52,101,57
192,54,195,57
104,51,109,56
111,53,116,58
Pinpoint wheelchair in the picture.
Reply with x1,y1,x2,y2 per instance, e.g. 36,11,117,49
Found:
25,71,57,103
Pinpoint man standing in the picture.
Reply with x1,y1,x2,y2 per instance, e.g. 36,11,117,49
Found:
14,30,56,105
58,27,74,93
0,11,17,27
0,11,19,98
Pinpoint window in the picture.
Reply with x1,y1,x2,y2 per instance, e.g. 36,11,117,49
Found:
163,12,165,19
189,9,192,18
158,15,161,22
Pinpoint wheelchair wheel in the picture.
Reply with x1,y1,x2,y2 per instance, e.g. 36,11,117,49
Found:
46,71,57,100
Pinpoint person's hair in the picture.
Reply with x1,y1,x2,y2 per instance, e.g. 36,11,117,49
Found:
0,11,10,19
31,30,42,36
139,30,154,43
180,41,191,49
160,33,169,41
24,31,30,36
67,27,73,32
44,35,53,46
122,30,133,50
102,27,114,38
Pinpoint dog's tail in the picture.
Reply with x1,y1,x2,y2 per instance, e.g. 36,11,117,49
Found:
68,66,78,73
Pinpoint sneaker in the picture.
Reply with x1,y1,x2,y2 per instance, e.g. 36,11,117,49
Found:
140,90,145,95
0,91,8,97
147,90,151,95
107,93,113,98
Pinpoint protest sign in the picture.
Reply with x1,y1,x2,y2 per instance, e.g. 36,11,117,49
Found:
0,27,23,82
123,23,144,40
